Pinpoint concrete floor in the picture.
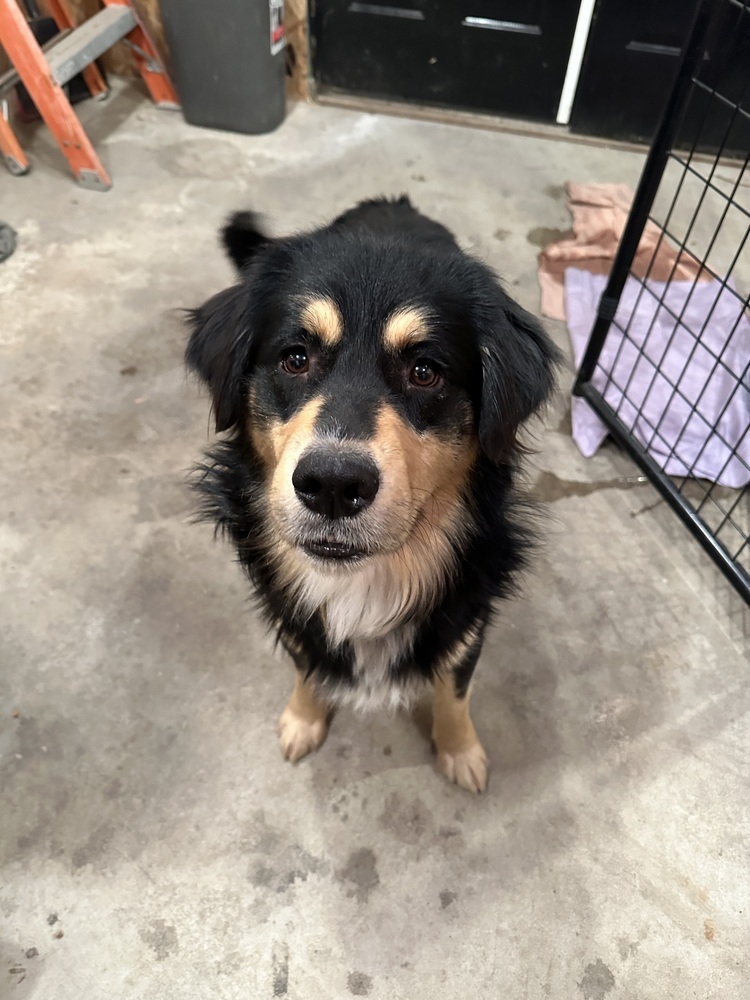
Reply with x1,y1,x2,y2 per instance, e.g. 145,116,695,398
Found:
1,83,748,1000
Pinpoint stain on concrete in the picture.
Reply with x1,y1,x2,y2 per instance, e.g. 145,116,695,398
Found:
248,812,278,854
496,664,564,773
439,890,457,909
246,813,325,894
439,826,461,840
382,745,392,756
272,941,290,996
250,850,322,893
215,950,243,976
379,792,432,844
71,823,114,870
339,848,379,903
139,919,179,961
16,822,45,854
704,919,715,941
630,498,665,518
544,183,566,201
616,936,640,960
348,971,373,996
331,790,353,822
250,863,275,888
526,225,570,248
14,715,46,760
533,470,649,502
104,777,122,799
494,228,511,241
578,959,615,999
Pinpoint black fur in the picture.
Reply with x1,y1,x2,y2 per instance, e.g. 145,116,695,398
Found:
186,197,560,700
221,210,270,272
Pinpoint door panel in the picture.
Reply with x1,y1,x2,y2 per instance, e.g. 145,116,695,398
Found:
570,0,750,155
570,0,697,143
311,0,581,122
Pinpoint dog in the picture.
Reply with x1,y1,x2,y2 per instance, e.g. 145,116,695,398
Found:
185,197,560,792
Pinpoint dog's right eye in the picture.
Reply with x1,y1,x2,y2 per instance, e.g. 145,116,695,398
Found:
281,348,309,375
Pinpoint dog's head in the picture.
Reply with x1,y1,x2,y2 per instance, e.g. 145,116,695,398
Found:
187,206,559,594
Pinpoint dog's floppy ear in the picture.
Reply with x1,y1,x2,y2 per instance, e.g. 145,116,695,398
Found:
185,284,252,433
187,215,290,433
221,211,270,273
474,281,561,463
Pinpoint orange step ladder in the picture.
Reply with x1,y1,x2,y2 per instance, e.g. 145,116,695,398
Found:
0,0,178,190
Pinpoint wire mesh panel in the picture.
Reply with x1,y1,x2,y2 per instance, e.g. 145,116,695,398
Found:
573,0,750,603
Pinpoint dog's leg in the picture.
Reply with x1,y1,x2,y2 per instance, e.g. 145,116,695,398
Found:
432,651,488,793
278,665,330,763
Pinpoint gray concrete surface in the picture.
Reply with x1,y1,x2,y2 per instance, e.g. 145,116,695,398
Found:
1,82,748,1000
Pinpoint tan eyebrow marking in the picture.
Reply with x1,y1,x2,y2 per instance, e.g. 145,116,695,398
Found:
382,306,431,351
300,297,343,346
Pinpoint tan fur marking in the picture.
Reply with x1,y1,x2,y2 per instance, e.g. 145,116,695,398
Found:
370,402,477,580
437,625,482,672
382,306,431,351
278,671,330,762
300,296,343,346
432,672,488,793
249,395,324,472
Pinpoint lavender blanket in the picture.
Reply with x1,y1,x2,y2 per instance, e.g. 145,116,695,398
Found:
565,269,750,488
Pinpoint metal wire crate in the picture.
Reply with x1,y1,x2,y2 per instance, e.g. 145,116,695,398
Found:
573,0,750,603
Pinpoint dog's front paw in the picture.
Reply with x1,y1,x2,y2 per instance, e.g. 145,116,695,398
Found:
436,741,489,793
278,705,329,763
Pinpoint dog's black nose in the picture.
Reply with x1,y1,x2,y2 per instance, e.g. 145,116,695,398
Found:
293,451,380,519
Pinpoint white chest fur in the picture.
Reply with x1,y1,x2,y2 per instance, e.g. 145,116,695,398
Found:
291,557,426,711
342,629,420,712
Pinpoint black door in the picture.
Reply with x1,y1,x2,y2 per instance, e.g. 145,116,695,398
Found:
311,0,581,123
570,0,750,154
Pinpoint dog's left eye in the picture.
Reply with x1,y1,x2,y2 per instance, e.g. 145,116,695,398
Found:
281,348,309,375
409,360,442,389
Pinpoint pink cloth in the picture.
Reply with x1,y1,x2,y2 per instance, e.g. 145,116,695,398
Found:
538,183,709,322
565,268,750,488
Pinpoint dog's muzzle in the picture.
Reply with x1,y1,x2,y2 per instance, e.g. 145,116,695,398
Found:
291,448,380,562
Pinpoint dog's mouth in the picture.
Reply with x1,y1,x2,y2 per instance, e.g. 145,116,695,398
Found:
301,538,369,562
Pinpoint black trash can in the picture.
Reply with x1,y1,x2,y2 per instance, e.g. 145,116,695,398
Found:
161,0,286,135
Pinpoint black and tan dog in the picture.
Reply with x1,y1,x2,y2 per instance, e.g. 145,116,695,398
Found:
186,197,559,792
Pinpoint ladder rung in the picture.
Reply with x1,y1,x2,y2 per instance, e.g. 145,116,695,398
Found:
0,28,72,95
47,5,136,88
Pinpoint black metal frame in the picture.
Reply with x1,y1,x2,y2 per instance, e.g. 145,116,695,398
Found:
573,0,750,604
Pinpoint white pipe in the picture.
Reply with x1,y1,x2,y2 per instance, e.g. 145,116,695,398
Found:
556,0,597,125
